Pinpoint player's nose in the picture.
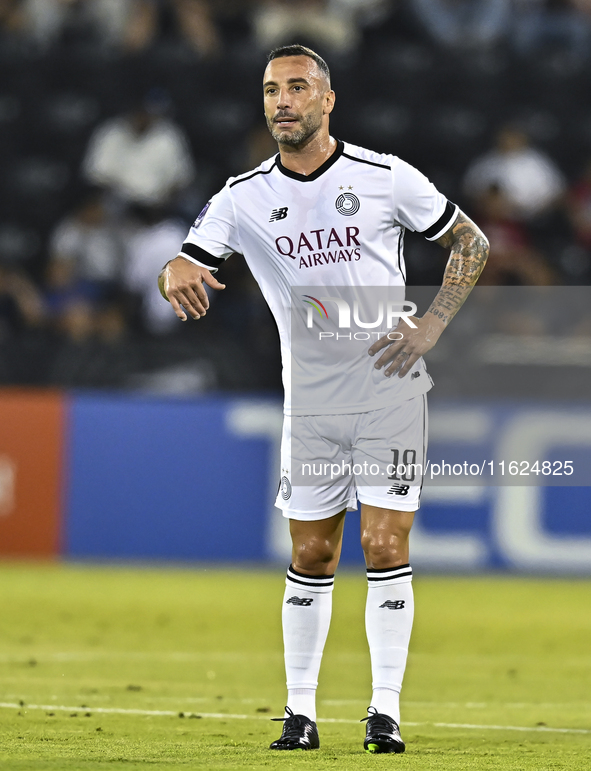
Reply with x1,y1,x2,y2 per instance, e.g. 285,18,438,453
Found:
277,87,291,108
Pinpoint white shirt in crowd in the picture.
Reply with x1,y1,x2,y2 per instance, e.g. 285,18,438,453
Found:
83,117,195,205
19,0,135,47
50,216,124,283
463,146,565,219
126,219,188,334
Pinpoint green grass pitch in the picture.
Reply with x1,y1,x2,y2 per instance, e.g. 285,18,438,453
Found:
0,563,590,770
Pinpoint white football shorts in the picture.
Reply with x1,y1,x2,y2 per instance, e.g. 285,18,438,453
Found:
275,394,428,521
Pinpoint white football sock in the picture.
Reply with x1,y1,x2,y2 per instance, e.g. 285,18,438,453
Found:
282,564,334,722
365,564,414,725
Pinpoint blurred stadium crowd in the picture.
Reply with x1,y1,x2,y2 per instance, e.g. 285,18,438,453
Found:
1,0,591,392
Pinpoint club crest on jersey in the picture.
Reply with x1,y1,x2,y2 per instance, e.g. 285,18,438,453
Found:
269,206,288,222
335,192,360,216
280,476,292,500
193,200,211,229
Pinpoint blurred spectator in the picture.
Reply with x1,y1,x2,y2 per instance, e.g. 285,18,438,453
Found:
566,159,591,250
513,0,591,64
82,90,195,207
252,0,359,54
48,190,125,297
1,0,224,56
44,239,132,387
562,158,591,279
45,192,128,346
330,0,391,25
0,262,44,341
123,0,223,57
43,283,129,390
411,0,511,50
123,205,187,335
44,260,106,343
120,0,157,52
169,0,221,57
48,307,136,387
4,0,148,51
463,125,566,221
0,1,21,34
476,185,557,285
240,124,278,172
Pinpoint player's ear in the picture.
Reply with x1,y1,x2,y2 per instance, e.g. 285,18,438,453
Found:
324,89,335,115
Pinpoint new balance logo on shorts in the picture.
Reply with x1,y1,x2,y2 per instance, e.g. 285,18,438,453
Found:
388,484,409,496
269,207,288,222
380,600,406,610
286,596,313,606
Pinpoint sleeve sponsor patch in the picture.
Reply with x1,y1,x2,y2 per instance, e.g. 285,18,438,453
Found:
193,200,212,229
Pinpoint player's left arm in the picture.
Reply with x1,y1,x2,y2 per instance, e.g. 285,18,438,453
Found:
370,210,489,377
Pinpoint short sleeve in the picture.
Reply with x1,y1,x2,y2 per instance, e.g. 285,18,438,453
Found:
179,184,241,272
392,158,458,241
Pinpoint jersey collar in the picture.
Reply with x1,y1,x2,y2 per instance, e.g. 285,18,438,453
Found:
275,139,344,182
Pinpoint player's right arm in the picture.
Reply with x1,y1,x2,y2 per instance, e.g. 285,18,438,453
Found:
159,185,239,320
158,257,225,321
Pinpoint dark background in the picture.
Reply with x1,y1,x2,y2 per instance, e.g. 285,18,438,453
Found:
1,0,590,395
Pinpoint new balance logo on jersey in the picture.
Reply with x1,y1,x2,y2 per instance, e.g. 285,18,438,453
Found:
286,596,313,606
387,484,410,496
380,600,406,610
411,371,420,380
269,207,288,222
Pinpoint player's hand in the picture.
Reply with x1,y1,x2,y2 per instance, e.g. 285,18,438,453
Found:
159,256,225,321
368,314,446,378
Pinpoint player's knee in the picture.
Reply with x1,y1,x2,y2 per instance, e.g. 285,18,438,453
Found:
292,536,338,575
361,531,409,569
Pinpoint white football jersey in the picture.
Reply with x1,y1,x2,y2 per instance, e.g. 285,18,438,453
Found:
179,140,457,415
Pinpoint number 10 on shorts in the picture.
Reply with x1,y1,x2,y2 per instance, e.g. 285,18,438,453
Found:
389,449,418,482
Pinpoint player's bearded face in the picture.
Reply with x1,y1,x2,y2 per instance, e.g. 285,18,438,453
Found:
263,56,330,148
266,107,323,147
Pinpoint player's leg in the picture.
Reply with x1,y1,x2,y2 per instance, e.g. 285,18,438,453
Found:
361,505,414,737
271,512,345,744
270,511,346,750
271,414,354,749
285,510,346,713
354,395,427,753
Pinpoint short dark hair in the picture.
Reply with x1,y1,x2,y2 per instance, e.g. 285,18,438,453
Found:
267,44,331,84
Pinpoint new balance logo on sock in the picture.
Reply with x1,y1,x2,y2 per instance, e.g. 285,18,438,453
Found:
380,600,406,610
286,596,314,606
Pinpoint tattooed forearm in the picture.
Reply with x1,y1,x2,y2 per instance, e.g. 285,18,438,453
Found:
427,211,489,326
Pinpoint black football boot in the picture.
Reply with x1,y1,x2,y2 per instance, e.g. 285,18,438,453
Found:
269,706,320,750
361,706,405,753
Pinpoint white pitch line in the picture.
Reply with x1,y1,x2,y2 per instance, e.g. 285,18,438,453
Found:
429,721,591,736
0,703,589,735
324,700,591,709
0,652,279,663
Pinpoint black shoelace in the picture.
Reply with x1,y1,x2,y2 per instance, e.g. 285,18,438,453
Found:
360,706,396,731
272,706,310,738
